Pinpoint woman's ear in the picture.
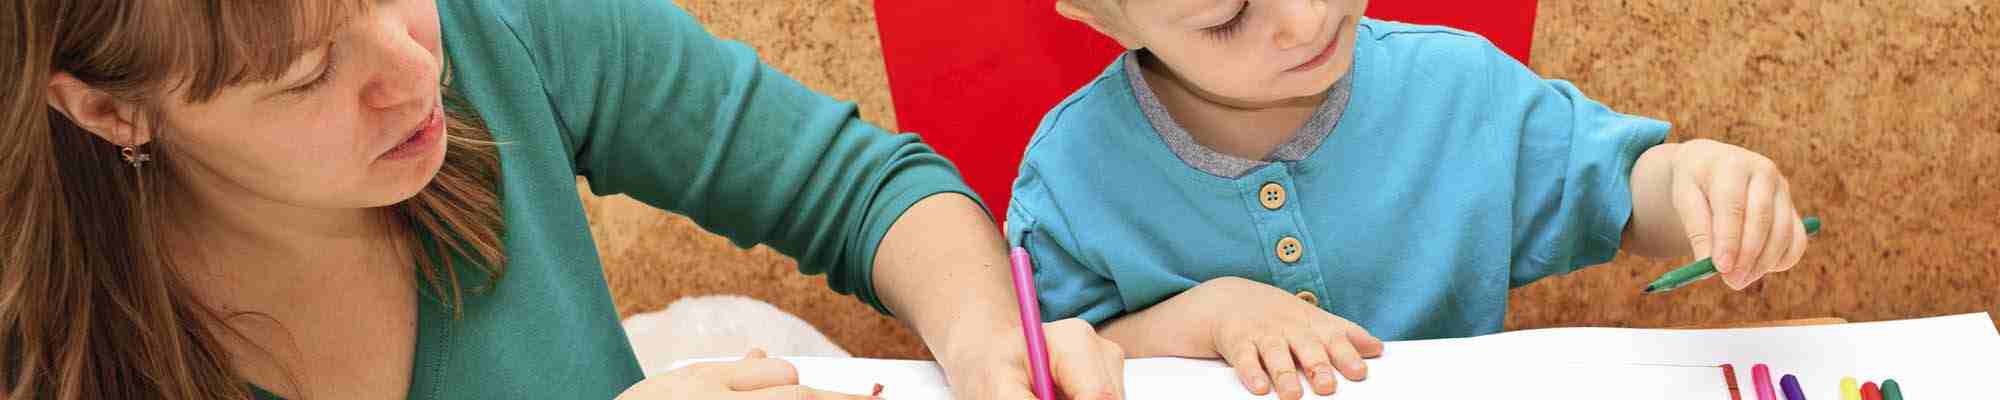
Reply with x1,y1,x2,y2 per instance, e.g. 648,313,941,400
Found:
46,72,149,146
1055,0,1143,50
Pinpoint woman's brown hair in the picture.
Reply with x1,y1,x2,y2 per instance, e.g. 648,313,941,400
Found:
1,1,507,399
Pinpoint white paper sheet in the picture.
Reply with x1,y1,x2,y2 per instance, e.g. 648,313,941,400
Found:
669,313,1999,399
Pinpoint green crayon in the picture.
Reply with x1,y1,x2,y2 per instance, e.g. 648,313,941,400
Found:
1643,217,1821,294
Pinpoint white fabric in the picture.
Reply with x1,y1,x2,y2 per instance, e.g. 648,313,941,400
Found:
622,295,850,376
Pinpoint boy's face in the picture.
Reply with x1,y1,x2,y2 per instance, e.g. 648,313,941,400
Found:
1092,0,1368,104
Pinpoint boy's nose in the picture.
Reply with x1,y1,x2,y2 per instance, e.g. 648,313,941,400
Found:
1272,0,1329,50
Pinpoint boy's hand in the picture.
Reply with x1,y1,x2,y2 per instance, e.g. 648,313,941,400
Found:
1188,277,1383,400
1667,139,1810,289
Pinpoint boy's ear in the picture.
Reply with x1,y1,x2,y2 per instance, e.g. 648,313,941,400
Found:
1055,0,1142,49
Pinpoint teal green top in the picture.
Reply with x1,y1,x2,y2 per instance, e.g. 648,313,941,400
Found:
257,0,976,398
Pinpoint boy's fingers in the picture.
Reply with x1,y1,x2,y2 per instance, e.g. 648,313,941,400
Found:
1309,363,1338,396
1672,162,1717,269
1706,161,1752,288
1735,167,1780,284
1220,340,1271,395
1324,334,1369,382
1321,316,1383,359
1347,328,1384,359
1784,209,1816,272
1775,190,1808,272
1759,189,1798,275
1288,333,1335,396
1256,336,1303,400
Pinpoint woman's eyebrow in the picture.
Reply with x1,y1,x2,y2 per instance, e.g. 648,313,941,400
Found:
259,46,333,100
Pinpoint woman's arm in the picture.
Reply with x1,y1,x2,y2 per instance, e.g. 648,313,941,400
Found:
525,0,959,312
874,193,1127,400
508,1,1128,398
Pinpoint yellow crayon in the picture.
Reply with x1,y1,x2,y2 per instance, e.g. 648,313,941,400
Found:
1842,377,1862,400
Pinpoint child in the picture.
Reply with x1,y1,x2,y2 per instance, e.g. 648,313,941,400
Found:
1007,1,1813,399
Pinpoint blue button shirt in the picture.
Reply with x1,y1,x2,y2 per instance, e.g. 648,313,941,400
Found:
1007,19,1670,340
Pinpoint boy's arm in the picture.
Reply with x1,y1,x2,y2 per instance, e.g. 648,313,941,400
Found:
1624,142,1691,259
1623,139,1809,289
1096,284,1223,359
1473,36,1671,287
1011,172,1375,397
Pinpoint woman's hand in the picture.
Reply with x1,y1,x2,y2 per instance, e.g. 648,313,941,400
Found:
869,194,1129,399
935,319,1127,400
618,349,876,400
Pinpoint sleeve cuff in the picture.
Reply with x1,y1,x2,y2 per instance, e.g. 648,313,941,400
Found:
847,157,983,317
1575,118,1671,268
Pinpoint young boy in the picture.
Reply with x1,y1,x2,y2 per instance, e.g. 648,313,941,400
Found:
1007,1,1813,399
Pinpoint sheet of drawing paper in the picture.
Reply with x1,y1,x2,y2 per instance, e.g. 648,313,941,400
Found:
665,313,1997,399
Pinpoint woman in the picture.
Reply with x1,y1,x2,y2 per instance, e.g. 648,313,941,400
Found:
0,1,1126,399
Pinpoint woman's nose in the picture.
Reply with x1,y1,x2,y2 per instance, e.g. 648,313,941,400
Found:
360,25,438,110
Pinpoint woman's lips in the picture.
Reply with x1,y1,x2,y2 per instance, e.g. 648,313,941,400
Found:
380,104,444,161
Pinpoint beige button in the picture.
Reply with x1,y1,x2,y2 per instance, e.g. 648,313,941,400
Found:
1296,291,1319,305
1275,236,1304,263
1258,182,1287,210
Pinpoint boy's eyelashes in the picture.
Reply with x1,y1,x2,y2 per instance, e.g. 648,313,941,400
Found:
1202,2,1248,41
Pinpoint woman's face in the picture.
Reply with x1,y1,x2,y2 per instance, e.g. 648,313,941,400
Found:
152,0,448,211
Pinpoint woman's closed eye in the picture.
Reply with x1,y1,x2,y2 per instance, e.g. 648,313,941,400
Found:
284,45,340,94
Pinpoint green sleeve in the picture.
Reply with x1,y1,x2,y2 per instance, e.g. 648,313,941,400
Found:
510,0,979,314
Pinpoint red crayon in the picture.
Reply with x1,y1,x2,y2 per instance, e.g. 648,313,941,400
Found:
1722,364,1744,400
1861,382,1883,400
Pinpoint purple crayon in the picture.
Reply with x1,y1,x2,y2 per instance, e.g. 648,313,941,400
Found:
1781,374,1807,400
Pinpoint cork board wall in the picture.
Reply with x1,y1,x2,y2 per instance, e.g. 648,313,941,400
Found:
589,0,1999,359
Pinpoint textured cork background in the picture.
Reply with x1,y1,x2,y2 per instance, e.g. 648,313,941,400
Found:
589,0,1999,359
